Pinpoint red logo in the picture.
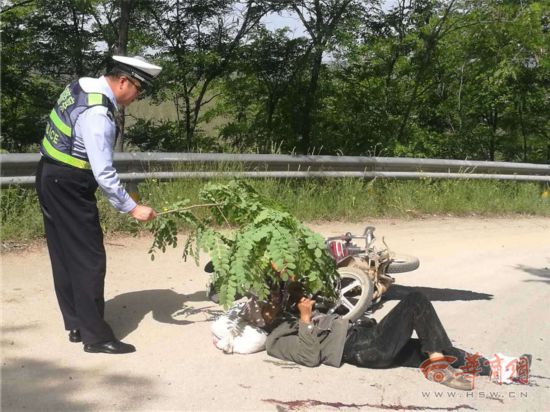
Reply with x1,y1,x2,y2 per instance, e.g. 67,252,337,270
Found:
487,354,530,385
419,353,530,387
419,356,459,383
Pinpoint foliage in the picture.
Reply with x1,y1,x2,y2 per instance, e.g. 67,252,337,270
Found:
0,0,139,151
0,1,70,151
316,0,550,161
125,119,187,152
142,0,273,149
145,180,339,307
214,27,311,151
2,0,549,162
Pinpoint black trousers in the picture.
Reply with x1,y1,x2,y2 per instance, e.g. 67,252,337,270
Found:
342,291,490,375
36,157,115,345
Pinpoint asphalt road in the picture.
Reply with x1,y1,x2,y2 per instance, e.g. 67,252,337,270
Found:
2,217,549,412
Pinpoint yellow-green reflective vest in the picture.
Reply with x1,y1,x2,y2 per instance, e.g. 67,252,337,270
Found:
40,80,116,170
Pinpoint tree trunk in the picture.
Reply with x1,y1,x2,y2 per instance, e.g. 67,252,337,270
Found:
300,48,323,153
488,107,498,161
184,91,193,150
518,100,527,162
114,0,133,153
174,94,184,146
70,7,84,77
266,93,279,139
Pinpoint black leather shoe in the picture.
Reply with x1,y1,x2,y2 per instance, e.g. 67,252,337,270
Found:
69,330,81,343
83,340,136,354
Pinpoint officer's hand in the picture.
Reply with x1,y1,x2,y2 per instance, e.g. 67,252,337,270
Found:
129,204,157,221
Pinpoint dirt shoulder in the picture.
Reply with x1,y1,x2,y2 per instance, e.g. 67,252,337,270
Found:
2,217,550,411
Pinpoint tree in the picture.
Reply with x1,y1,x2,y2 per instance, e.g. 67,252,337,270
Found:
433,0,550,161
143,0,273,150
214,27,310,151
275,0,370,153
1,0,103,151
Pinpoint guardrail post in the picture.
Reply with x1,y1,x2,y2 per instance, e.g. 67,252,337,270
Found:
126,181,140,202
125,160,140,202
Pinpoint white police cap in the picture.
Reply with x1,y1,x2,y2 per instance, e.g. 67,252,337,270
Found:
112,55,162,86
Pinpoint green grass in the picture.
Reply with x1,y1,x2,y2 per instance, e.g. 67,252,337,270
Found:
1,186,44,242
2,178,549,244
252,178,550,219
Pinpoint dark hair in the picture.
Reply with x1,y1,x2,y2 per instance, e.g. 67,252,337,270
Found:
105,68,128,79
287,281,306,306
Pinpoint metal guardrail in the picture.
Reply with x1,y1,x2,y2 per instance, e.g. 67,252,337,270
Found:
1,153,550,187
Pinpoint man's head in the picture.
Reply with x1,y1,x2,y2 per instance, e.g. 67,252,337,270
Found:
105,55,162,106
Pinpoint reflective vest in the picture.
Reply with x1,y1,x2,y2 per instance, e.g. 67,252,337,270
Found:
40,80,117,170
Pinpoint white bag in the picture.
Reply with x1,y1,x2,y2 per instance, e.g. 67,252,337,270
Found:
211,302,267,354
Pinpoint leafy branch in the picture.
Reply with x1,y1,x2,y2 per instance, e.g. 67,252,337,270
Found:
146,180,339,307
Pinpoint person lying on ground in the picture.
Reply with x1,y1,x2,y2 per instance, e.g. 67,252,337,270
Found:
265,290,531,391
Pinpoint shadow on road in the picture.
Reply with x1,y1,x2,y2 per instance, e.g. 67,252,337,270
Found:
105,285,496,339
2,356,154,411
105,289,224,339
183,290,212,302
381,285,494,302
1,326,155,411
106,289,193,339
516,263,550,284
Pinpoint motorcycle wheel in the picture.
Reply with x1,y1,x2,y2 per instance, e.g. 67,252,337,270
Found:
387,254,420,274
332,266,374,322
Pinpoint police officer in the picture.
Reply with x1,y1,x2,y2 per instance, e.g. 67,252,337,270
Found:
35,55,162,354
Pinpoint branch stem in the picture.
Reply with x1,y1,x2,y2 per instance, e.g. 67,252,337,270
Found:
156,202,223,216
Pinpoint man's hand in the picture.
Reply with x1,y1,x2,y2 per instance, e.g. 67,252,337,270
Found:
297,297,315,324
129,204,157,221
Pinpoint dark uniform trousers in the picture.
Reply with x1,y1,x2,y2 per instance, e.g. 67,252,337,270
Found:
36,157,115,345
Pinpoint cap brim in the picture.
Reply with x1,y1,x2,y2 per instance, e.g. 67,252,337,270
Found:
114,61,155,86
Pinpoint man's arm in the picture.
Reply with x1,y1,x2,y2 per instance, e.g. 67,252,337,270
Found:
78,108,155,221
266,298,322,367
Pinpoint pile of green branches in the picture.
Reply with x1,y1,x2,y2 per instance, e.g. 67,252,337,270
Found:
146,180,338,307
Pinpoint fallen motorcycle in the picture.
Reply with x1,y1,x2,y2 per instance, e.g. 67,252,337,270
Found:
324,225,420,321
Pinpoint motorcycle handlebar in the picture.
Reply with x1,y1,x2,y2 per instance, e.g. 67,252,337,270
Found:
325,226,376,249
325,234,368,242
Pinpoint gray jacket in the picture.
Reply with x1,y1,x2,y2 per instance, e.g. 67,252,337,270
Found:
266,313,350,367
